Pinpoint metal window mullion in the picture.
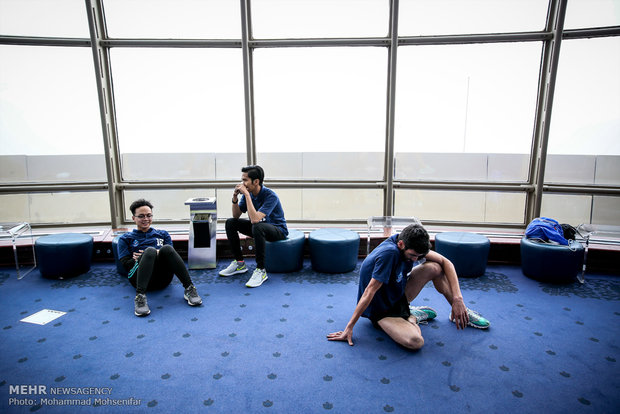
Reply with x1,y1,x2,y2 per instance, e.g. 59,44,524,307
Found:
85,0,123,228
526,0,567,224
240,0,256,165
383,0,399,216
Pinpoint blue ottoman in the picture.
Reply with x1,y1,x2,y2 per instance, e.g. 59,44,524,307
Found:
520,237,584,283
309,228,360,273
112,236,128,276
435,232,490,277
264,229,306,273
35,233,93,279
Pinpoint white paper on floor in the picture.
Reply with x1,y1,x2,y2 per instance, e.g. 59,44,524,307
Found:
20,309,66,325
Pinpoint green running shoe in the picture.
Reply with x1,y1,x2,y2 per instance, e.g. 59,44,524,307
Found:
409,305,437,324
450,308,490,329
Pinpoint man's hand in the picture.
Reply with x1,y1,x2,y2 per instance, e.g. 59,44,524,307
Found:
327,328,354,346
451,298,469,330
235,183,249,197
132,250,143,261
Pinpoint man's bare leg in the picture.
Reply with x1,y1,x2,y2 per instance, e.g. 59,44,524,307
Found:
377,316,424,350
404,262,443,302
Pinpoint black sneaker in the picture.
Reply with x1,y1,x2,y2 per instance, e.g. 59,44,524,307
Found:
184,285,202,306
134,293,150,317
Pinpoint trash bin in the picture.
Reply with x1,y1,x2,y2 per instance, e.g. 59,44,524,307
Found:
184,197,217,269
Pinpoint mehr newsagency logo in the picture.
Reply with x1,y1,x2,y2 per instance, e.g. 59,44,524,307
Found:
8,385,141,407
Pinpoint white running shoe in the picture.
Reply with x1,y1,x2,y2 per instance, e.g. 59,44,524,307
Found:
245,268,268,288
219,260,248,277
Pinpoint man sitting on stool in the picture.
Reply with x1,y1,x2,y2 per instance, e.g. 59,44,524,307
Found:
219,165,288,288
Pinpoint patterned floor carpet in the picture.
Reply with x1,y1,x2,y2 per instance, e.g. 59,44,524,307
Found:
0,261,618,413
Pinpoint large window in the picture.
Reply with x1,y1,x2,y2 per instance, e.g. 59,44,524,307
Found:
253,47,387,181
564,0,620,29
111,48,246,181
0,0,90,37
0,192,110,225
399,0,549,35
548,37,620,160
1,0,619,229
394,42,541,182
0,45,105,183
395,190,526,224
542,36,620,226
251,0,388,39
102,0,241,39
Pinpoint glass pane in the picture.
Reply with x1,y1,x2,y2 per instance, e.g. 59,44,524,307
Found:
0,46,105,182
0,192,110,225
299,189,383,221
541,194,620,227
216,188,381,223
251,0,388,39
0,0,90,37
110,48,246,180
547,37,620,186
592,195,620,225
395,190,526,224
256,153,384,181
548,38,620,167
102,0,241,39
394,42,541,181
124,189,217,222
399,0,549,36
254,47,387,180
0,155,106,184
541,194,592,226
564,0,620,29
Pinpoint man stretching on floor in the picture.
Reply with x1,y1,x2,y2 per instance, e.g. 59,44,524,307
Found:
327,223,489,350
118,199,202,316
219,165,288,288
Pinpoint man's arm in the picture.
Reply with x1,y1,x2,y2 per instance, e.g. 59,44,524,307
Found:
424,250,468,329
236,184,265,223
244,195,266,224
232,186,242,219
326,278,383,346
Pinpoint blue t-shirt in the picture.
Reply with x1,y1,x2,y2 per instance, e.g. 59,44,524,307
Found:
238,185,288,236
117,228,173,259
357,234,414,320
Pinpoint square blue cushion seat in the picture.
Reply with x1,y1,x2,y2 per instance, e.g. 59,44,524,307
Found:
434,232,490,277
520,236,584,283
264,229,306,273
35,233,93,279
308,228,360,274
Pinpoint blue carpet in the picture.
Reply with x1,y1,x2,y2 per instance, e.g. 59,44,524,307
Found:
0,261,618,413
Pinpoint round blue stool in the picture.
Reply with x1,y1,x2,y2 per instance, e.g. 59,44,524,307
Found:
435,232,490,277
264,229,306,273
520,237,584,283
111,235,128,276
35,233,93,279
309,228,360,273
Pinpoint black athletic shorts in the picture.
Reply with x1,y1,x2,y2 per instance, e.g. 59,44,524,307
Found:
370,295,411,329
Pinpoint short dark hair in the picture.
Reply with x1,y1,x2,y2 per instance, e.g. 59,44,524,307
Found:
242,165,265,186
398,224,431,255
129,199,153,216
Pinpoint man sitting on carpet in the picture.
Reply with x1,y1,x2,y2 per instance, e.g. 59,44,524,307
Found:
219,165,289,288
118,199,203,317
327,223,489,350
